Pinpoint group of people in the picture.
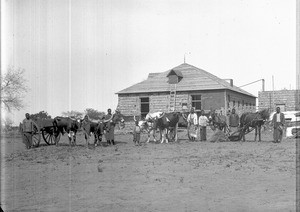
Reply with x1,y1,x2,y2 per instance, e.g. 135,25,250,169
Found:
187,108,210,141
21,106,286,149
186,106,286,143
21,109,117,149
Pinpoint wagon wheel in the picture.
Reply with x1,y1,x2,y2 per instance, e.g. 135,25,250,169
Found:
42,127,61,145
19,121,41,147
31,121,41,147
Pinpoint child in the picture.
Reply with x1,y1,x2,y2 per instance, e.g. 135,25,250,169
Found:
133,120,141,146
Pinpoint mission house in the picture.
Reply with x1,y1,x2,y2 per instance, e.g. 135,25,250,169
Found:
116,63,256,122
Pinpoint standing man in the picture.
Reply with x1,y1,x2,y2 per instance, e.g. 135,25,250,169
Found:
229,108,239,134
105,108,115,145
272,107,285,143
22,113,34,149
198,110,209,141
133,119,141,146
81,114,91,147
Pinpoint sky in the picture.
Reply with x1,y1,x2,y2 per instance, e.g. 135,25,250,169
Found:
1,0,296,124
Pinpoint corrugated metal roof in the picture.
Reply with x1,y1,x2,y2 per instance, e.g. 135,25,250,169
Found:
117,63,256,97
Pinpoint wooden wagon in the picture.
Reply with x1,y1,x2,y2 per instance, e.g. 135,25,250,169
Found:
19,118,61,147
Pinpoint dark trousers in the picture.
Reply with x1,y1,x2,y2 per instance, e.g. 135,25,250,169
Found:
133,132,141,145
23,132,32,148
199,126,207,141
273,127,283,142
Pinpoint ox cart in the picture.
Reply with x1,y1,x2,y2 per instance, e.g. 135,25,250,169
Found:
227,118,265,141
186,119,263,142
19,118,61,147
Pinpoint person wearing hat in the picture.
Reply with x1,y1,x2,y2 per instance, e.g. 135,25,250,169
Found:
22,113,34,149
272,107,285,143
187,108,198,140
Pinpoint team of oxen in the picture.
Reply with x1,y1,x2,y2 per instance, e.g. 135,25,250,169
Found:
52,110,125,146
51,108,271,146
51,111,183,146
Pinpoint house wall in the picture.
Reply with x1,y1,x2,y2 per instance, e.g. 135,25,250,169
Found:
258,90,300,112
118,91,226,129
118,91,226,115
118,90,256,130
226,90,256,115
176,90,225,112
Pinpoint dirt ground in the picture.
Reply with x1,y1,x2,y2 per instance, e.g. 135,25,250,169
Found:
1,128,296,212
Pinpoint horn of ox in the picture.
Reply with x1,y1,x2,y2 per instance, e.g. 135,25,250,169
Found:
103,113,114,123
158,112,165,119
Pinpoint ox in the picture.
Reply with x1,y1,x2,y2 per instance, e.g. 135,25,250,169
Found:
81,117,105,147
53,116,81,146
102,110,125,145
156,112,182,143
134,112,163,143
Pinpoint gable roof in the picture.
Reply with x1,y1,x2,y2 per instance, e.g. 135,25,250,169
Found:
167,69,183,78
117,63,256,98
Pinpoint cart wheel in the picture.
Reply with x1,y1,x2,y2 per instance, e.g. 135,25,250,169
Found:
32,121,41,147
42,128,61,145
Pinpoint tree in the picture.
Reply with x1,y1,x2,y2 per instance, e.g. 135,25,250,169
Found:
84,108,105,120
2,116,14,132
1,67,28,112
61,110,83,119
30,111,51,121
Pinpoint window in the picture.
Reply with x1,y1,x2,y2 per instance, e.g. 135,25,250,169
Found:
140,97,149,119
233,101,235,107
191,95,201,111
238,101,240,107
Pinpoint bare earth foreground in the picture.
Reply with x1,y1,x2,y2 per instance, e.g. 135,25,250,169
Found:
1,129,296,212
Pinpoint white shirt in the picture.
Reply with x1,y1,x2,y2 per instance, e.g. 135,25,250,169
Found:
187,113,198,125
276,113,281,122
198,115,209,126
